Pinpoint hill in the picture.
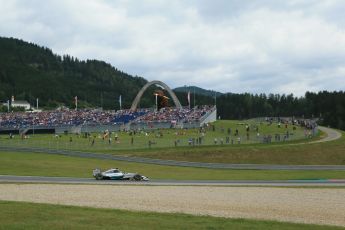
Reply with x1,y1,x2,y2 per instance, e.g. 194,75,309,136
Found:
0,37,151,109
174,86,222,98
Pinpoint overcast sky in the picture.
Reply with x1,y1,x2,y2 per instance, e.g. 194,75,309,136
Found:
1,0,345,96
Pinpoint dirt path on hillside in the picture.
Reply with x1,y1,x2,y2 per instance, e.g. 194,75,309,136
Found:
0,184,344,227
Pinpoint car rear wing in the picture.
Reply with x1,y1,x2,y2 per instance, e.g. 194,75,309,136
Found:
93,168,101,177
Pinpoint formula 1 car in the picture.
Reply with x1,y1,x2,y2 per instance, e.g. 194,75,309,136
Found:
92,168,149,181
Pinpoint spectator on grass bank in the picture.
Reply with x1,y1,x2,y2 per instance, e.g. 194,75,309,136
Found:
237,136,241,144
275,134,280,142
263,135,267,143
226,136,230,144
214,138,218,145
227,128,231,135
312,127,317,136
188,138,192,146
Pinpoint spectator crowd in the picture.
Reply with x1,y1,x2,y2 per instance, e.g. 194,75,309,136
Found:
135,105,214,123
0,108,149,129
0,106,214,129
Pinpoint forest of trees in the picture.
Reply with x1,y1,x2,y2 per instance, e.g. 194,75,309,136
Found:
1,37,345,130
216,91,345,130
0,37,148,109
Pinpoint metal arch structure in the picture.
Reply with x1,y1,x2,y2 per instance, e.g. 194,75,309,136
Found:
130,80,182,111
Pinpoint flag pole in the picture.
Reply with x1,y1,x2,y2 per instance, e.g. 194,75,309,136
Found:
119,95,122,110
193,87,195,110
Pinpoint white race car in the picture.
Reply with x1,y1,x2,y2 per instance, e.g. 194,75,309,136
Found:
92,168,149,181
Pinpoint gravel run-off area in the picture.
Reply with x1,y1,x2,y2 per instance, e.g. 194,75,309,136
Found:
0,184,344,227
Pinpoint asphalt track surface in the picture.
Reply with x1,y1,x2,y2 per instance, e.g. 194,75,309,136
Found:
1,175,345,187
310,126,342,143
0,126,343,171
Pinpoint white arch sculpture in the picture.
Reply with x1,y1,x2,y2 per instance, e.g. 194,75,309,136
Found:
130,80,182,111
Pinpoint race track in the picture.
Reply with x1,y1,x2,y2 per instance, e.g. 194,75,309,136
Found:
311,126,342,143
1,175,345,187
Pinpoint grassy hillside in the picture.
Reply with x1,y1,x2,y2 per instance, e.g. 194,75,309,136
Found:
0,120,310,151
0,37,149,109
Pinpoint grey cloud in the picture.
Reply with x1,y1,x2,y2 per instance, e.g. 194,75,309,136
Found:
0,0,345,96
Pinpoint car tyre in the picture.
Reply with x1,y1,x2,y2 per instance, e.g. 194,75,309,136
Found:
133,174,142,181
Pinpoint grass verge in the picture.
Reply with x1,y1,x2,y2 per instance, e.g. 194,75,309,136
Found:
0,200,342,230
1,151,344,180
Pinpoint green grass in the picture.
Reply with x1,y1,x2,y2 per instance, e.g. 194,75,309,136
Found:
94,128,343,165
0,120,314,151
1,151,344,180
1,120,337,165
118,130,344,165
0,201,342,230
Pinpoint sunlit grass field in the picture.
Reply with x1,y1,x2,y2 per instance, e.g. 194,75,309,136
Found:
0,120,316,152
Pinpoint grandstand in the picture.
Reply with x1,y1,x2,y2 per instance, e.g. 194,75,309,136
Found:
0,81,217,134
0,106,216,134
